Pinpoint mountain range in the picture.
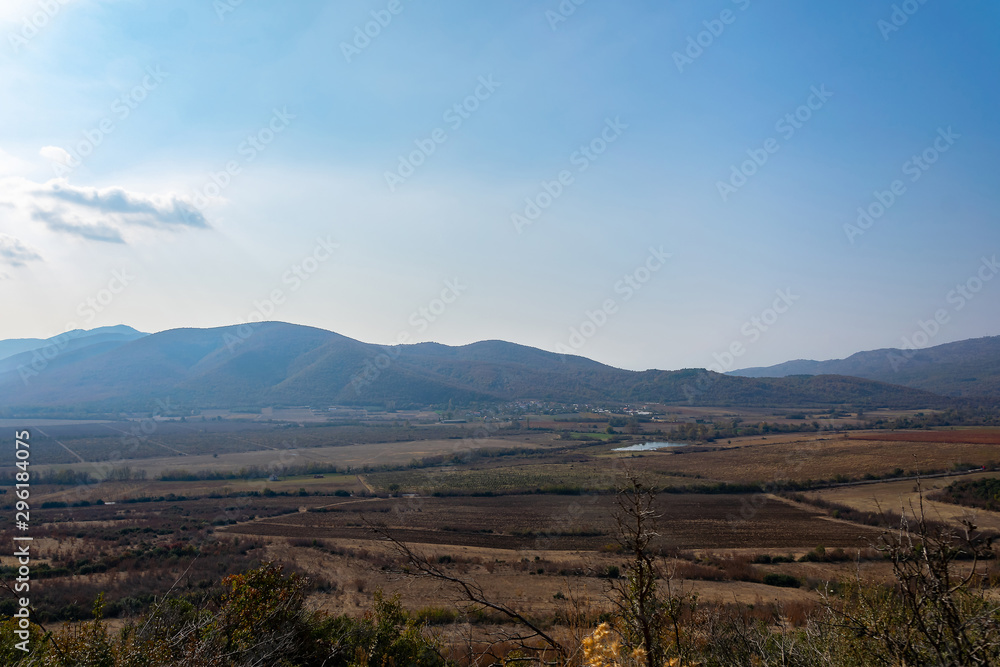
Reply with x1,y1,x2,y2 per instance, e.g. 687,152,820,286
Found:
0,325,146,366
729,336,1000,398
0,322,983,413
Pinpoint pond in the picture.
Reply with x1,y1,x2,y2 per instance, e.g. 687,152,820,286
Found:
612,441,687,452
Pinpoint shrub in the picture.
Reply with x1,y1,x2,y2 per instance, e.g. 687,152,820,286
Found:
413,606,459,625
762,572,800,588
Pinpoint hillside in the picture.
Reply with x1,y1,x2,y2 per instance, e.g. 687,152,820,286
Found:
729,336,1000,398
0,322,950,412
0,325,146,367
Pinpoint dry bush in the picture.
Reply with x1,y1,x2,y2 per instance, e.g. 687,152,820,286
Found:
782,599,819,627
671,561,725,581
712,553,759,582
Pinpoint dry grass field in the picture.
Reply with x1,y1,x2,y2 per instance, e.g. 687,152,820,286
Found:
31,436,554,480
805,472,1000,533
9,417,1000,646
261,537,842,623
849,428,1000,444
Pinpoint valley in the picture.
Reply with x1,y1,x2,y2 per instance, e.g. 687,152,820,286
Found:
5,405,1000,648
3,325,1000,663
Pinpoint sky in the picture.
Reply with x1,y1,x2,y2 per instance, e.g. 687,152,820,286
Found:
0,0,997,373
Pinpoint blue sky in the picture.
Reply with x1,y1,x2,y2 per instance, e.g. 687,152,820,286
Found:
0,0,997,372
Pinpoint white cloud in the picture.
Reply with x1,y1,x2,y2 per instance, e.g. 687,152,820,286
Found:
30,207,124,243
0,233,42,267
39,145,72,165
0,175,209,245
41,180,208,229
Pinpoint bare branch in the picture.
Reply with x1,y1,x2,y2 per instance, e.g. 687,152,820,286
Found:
365,517,567,663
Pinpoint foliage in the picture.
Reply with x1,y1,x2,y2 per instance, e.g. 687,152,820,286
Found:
865,406,1000,431
931,476,1000,510
325,590,451,667
581,622,646,667
2,564,449,666
761,572,800,588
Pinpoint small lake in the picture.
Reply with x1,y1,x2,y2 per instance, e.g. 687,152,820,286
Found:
613,441,687,452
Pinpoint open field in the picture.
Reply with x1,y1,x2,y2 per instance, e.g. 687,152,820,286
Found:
262,538,855,623
26,436,555,479
365,460,633,494
9,421,519,466
848,427,1000,444
33,472,370,504
222,493,881,551
625,431,1000,484
6,416,1000,643
804,472,1000,533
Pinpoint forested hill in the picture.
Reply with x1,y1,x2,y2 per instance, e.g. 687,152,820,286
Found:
729,336,1000,398
0,322,951,411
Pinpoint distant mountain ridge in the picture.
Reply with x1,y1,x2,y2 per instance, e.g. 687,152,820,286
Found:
0,322,953,412
0,325,146,364
729,335,1000,398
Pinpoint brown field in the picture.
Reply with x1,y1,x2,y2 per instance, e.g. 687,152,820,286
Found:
263,538,846,622
13,418,1000,643
33,473,370,504
222,493,881,551
805,472,1000,533
848,428,1000,444
626,431,1000,484
31,436,554,479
